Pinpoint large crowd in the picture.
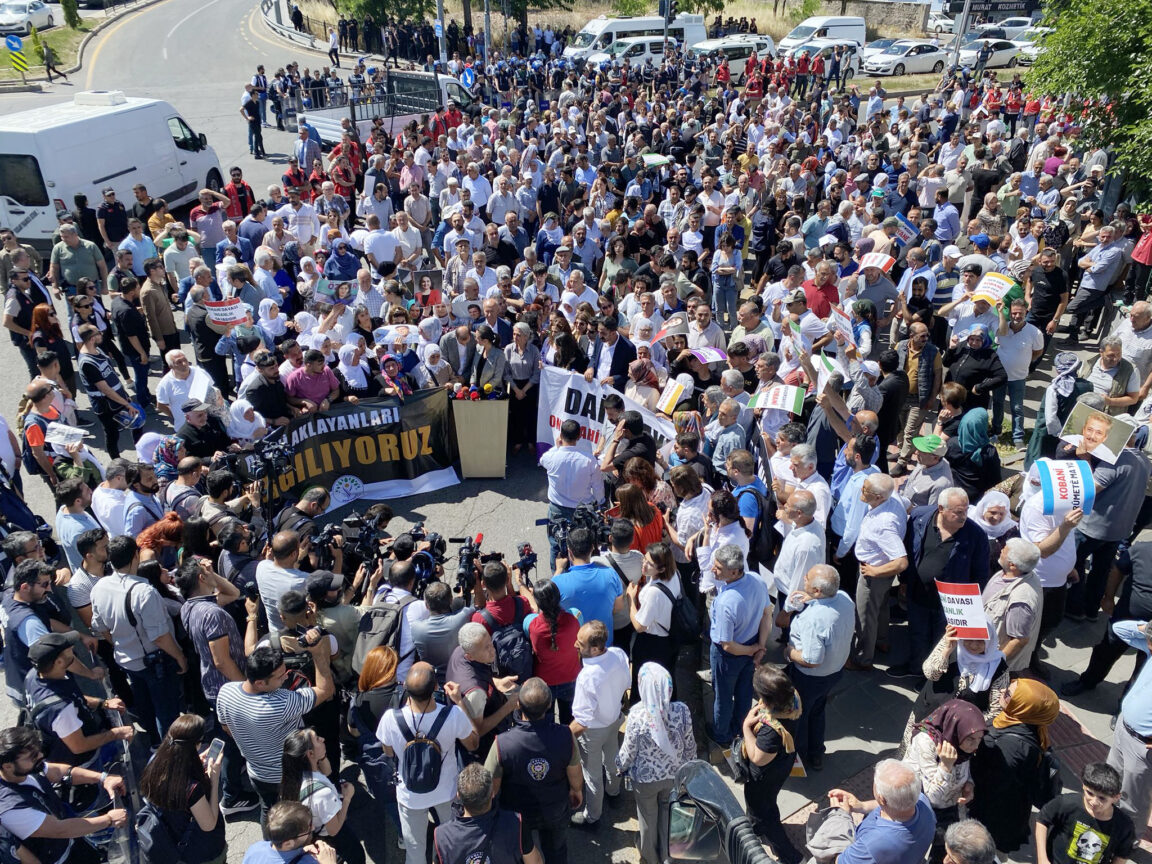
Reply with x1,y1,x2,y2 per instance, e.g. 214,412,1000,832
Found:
0,17,1151,864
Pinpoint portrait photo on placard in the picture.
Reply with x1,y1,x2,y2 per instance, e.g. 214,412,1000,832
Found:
1057,403,1135,465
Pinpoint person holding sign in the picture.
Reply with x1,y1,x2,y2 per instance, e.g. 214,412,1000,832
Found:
980,538,1043,673
942,324,1006,413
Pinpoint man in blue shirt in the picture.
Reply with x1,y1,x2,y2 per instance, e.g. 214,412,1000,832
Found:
242,800,333,864
932,188,961,244
830,436,880,596
706,544,771,747
727,450,768,535
552,527,623,647
1107,619,1152,832
784,565,855,771
831,760,936,864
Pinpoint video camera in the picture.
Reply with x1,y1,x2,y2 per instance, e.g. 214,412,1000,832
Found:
535,502,611,559
449,533,484,595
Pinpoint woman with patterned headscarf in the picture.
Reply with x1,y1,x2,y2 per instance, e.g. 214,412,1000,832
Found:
151,435,185,488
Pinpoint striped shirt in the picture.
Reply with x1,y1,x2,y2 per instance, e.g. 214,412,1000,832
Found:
216,682,316,782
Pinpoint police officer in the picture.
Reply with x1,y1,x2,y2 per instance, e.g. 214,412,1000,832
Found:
433,763,544,864
24,633,134,771
4,269,40,379
484,677,583,864
0,725,128,864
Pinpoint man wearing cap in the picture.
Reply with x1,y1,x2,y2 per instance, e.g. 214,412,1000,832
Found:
48,225,106,296
940,266,998,336
176,399,233,459
900,435,953,510
156,350,218,430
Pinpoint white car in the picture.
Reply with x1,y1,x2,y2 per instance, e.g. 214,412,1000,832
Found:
587,35,678,68
860,38,900,60
1012,26,1052,64
957,38,1021,69
688,34,776,82
927,12,954,34
862,39,948,76
0,0,53,35
993,16,1038,40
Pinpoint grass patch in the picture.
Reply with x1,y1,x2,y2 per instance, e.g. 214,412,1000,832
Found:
0,22,92,81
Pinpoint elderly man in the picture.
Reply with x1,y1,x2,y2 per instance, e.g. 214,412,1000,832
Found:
49,224,106,294
776,444,831,530
981,537,1043,673
1065,226,1126,338
138,258,180,366
215,220,255,268
773,490,826,611
185,282,231,398
156,350,218,430
943,821,997,864
706,544,772,747
894,323,942,474
890,487,990,678
830,760,936,864
901,435,954,510
709,399,747,481
784,564,855,772
846,475,908,672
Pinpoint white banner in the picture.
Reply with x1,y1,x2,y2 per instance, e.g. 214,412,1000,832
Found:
535,366,676,457
206,298,249,325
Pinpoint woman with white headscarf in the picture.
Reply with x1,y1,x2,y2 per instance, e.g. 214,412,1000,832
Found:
616,663,694,864
258,298,288,343
228,399,268,447
293,311,319,341
413,343,453,389
968,490,1019,561
296,257,321,308
336,343,375,401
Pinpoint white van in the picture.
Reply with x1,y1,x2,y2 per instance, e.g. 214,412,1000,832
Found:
588,35,679,67
778,16,866,53
0,91,221,257
564,14,706,60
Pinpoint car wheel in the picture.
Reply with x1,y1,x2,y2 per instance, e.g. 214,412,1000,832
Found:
932,60,944,73
935,25,943,34
206,168,224,194
1007,56,1018,67
893,63,905,76
46,14,54,26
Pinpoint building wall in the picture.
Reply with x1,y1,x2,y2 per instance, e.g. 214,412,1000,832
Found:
813,0,931,36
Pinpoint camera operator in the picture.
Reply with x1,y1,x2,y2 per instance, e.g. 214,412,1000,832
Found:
275,487,343,572
196,469,261,540
304,571,365,688
540,420,604,570
256,530,310,636
374,558,431,683
218,522,263,632
553,527,627,648
471,560,528,636
413,581,482,686
593,519,644,651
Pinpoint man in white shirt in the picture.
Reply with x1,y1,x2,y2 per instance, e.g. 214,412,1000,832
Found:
848,475,909,670
569,620,629,827
778,444,831,529
540,420,604,566
993,298,1044,446
284,187,320,256
688,305,727,351
773,490,826,606
154,350,217,430
362,213,400,274
465,252,498,295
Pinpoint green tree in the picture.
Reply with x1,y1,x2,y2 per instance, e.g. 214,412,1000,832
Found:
61,0,82,30
336,0,437,30
611,0,649,16
28,25,43,63
1026,0,1151,189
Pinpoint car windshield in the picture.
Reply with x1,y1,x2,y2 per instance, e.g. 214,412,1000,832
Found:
881,44,909,55
1018,28,1046,42
871,39,895,49
570,31,598,48
960,32,984,45
606,41,637,55
1,2,30,11
787,25,816,40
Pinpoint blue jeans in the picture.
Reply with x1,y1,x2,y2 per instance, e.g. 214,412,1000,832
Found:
125,653,182,742
712,277,739,331
549,680,576,724
709,643,754,744
128,355,152,408
992,378,1027,442
258,94,268,124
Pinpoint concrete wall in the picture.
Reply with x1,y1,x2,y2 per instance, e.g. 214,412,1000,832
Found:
814,0,930,36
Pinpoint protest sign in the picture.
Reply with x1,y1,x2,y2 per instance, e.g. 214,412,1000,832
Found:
829,305,855,346
892,213,918,247
1036,459,1096,516
859,252,896,273
747,384,805,415
687,347,727,364
935,581,989,639
1058,403,1135,466
655,378,686,416
972,272,1015,304
43,423,88,448
205,298,248,326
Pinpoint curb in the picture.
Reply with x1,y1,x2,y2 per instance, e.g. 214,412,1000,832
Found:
0,0,171,88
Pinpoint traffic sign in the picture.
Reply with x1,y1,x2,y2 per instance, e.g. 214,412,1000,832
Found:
460,66,474,88
434,19,443,38
9,51,28,73
5,34,23,52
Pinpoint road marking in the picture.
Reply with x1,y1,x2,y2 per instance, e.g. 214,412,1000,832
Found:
244,3,329,58
162,0,228,59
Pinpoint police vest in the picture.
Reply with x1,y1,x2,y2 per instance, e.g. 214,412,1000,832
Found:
432,807,522,864
5,289,33,346
495,717,573,821
2,598,51,707
25,671,106,766
0,774,71,864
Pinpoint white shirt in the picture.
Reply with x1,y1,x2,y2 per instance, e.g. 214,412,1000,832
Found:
1019,494,1076,588
634,573,683,637
596,338,616,382
287,203,320,244
364,230,400,267
465,267,498,294
1116,317,1152,381
91,485,126,535
378,703,474,808
155,367,215,429
540,445,603,507
855,496,908,566
571,646,630,729
255,561,308,633
795,473,832,529
697,521,750,594
996,322,1044,381
774,520,825,596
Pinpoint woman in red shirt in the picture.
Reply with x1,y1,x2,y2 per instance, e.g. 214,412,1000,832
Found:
525,580,582,723
609,483,667,551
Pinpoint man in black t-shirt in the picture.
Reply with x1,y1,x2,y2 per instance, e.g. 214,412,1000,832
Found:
241,85,265,159
1036,763,1134,864
244,352,294,426
175,399,234,458
109,278,153,410
1025,248,1070,364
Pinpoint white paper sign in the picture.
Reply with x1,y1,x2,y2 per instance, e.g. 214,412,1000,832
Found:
43,423,88,448
935,581,989,639
206,298,249,325
1037,458,1096,516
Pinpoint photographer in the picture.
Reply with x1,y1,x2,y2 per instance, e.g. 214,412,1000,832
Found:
553,527,627,648
593,519,644,651
275,487,343,572
217,522,262,632
196,469,260,540
255,530,309,636
306,570,366,685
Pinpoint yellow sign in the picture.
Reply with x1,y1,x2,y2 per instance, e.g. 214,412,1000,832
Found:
9,50,28,72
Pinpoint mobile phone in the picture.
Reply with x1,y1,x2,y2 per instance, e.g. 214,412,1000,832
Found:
205,737,225,763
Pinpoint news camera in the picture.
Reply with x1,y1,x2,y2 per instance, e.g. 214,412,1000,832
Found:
534,502,612,559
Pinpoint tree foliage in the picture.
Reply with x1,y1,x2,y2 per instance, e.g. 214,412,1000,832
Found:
61,0,82,30
335,0,435,26
1026,0,1152,188
28,25,43,62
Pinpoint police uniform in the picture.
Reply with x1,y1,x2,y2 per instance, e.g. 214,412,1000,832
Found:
433,806,527,864
24,669,108,767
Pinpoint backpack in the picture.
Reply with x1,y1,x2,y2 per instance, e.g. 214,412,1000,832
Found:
392,706,451,794
352,594,417,674
1032,747,1064,807
481,597,534,684
135,800,193,864
653,582,700,646
736,487,774,570
349,688,402,798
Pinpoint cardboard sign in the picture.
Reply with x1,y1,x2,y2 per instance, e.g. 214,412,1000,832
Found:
973,271,1015,304
653,313,690,343
655,378,686,416
935,580,989,639
748,384,805,415
205,298,248,326
892,213,918,248
316,278,352,306
43,423,88,448
1037,458,1096,516
859,252,896,274
829,304,856,346
687,347,727,364
381,324,420,347
1058,403,1135,466
642,153,673,168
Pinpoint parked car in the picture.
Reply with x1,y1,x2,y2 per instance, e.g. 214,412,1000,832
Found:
928,11,954,34
860,37,900,60
688,34,776,82
862,39,948,76
784,37,862,81
957,38,1021,68
1013,26,1052,64
588,35,679,67
992,16,1037,39
0,0,53,35
966,25,1007,41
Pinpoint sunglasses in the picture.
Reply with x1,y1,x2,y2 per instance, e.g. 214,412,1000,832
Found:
75,302,93,309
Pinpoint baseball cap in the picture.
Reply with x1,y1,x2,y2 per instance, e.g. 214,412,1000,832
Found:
785,288,807,305
28,632,81,667
943,245,962,259
912,434,947,457
306,570,344,599
181,399,211,413
860,360,880,379
968,232,991,248
961,262,983,275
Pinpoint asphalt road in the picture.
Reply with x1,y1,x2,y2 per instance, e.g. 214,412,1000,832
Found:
0,3,1147,861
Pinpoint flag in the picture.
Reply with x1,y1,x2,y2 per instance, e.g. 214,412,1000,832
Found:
748,384,805,415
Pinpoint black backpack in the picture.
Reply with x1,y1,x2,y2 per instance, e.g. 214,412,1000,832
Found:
653,582,700,646
737,487,774,570
353,594,417,674
135,800,193,864
481,597,534,684
392,706,451,794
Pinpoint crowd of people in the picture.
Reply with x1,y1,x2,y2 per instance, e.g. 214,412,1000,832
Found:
1,15,1151,864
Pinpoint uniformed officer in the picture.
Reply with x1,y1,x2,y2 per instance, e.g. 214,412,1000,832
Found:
484,677,583,864
433,763,543,864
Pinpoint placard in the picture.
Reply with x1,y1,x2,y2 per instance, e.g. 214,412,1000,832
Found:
43,423,89,448
655,378,686,416
687,347,727,364
747,384,805,415
205,298,249,325
1036,458,1096,516
653,313,690,342
1058,403,1135,466
972,271,1015,304
859,252,896,274
935,580,990,639
892,213,918,248
642,153,673,168
829,304,855,346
